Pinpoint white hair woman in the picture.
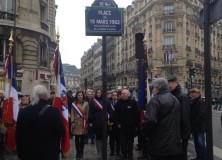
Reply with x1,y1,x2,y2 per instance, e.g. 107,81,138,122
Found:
30,85,48,105
16,85,65,160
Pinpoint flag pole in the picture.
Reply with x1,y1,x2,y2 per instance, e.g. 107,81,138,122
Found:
4,31,14,122
55,29,60,97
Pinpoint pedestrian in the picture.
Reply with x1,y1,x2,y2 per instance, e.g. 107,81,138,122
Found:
108,91,120,157
142,78,182,160
47,91,55,105
19,95,30,111
114,89,139,160
217,96,222,110
85,89,95,144
0,90,5,159
71,90,89,159
16,85,65,160
67,90,75,139
168,75,190,160
88,89,111,159
189,88,207,160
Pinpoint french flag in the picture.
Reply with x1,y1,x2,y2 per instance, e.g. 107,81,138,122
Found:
52,48,70,157
2,54,19,152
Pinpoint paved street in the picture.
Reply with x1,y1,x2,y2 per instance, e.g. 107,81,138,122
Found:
2,110,222,160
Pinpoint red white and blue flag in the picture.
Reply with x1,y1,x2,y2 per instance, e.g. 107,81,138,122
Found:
71,102,87,128
2,54,19,152
52,48,70,157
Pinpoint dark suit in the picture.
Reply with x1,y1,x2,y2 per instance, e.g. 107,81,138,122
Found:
16,99,65,160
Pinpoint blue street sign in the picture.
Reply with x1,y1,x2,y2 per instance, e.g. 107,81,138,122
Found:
85,7,124,36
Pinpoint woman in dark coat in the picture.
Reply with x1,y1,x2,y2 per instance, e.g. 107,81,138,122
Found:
88,89,111,159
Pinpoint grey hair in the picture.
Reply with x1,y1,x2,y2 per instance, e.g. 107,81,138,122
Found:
122,89,131,96
153,78,169,91
30,85,48,105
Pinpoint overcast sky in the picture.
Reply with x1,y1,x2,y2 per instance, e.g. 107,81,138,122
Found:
55,0,133,68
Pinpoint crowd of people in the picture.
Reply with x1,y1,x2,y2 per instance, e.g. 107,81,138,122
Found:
0,75,209,160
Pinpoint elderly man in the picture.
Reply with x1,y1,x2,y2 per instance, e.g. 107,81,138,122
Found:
114,89,139,160
16,85,65,160
142,78,182,160
168,75,190,160
189,88,207,160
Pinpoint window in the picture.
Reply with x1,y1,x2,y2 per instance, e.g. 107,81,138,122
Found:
164,36,174,46
164,21,175,32
0,0,13,12
0,38,8,62
164,3,174,15
40,0,48,21
40,43,47,67
164,51,175,61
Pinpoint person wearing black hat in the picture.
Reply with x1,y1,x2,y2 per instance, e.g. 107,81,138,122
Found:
168,75,190,160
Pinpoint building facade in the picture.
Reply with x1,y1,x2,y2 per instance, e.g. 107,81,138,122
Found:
0,0,57,94
81,0,222,96
63,63,80,93
80,39,102,91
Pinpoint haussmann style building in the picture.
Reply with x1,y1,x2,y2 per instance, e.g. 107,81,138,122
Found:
0,0,58,94
81,0,222,97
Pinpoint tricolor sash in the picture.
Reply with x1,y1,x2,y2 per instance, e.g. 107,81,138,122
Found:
93,99,110,118
72,102,87,128
93,99,103,111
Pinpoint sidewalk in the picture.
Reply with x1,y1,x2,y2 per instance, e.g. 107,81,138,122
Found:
3,138,211,160
2,138,143,160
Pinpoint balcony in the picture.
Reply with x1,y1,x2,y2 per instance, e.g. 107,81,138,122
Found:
186,30,190,35
162,60,177,65
0,11,15,21
186,59,193,67
186,45,191,52
195,33,200,39
163,28,176,33
40,20,49,31
149,32,152,38
40,60,47,67
162,44,176,50
163,10,175,16
195,48,200,54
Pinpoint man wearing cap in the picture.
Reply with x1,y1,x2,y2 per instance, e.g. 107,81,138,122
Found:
189,88,206,160
168,75,190,160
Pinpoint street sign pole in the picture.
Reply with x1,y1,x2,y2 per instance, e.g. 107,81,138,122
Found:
102,35,107,160
204,0,213,159
85,1,124,159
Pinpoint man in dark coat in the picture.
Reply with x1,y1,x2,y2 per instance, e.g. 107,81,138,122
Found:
142,78,182,160
168,75,190,160
16,85,65,160
108,91,120,157
114,89,139,160
189,88,207,160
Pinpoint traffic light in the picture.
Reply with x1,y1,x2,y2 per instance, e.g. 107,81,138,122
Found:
135,33,145,59
189,68,196,79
